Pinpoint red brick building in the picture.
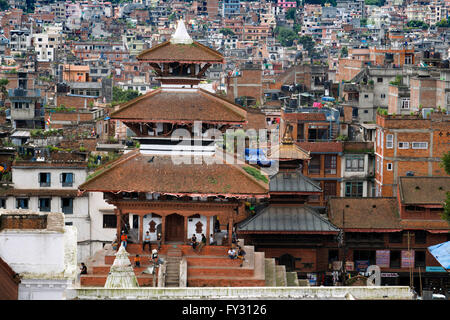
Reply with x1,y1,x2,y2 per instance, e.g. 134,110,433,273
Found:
374,112,450,197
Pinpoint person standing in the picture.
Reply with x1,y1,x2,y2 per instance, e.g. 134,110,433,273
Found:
120,231,128,249
143,231,151,252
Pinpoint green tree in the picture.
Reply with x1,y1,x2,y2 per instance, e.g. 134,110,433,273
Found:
340,46,348,58
0,78,9,101
0,0,9,10
436,19,450,28
406,20,429,30
112,86,141,105
365,0,385,6
220,28,235,36
298,35,318,58
286,8,297,21
441,151,450,224
274,26,299,47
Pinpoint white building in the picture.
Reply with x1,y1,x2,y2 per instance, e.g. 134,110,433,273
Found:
0,210,77,300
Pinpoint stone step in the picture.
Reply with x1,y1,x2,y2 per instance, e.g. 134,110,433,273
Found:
80,274,156,287
188,266,254,277
275,265,287,287
187,277,266,287
186,256,244,267
286,272,299,287
264,258,276,287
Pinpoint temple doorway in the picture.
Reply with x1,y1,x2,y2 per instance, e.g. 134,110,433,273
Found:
279,253,296,272
165,213,185,242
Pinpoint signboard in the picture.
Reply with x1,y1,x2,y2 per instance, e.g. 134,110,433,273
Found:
307,273,317,286
426,266,447,273
345,261,354,272
376,250,390,268
355,260,369,272
381,273,399,278
401,250,415,268
332,261,342,271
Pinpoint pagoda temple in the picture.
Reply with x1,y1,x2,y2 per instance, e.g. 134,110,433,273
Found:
79,20,269,248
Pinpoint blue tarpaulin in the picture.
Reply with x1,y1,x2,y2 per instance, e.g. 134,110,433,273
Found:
245,148,274,166
428,241,450,270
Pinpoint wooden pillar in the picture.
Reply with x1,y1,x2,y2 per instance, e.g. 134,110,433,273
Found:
228,216,233,247
139,214,144,243
161,215,166,245
184,215,188,245
206,215,211,245
115,208,121,242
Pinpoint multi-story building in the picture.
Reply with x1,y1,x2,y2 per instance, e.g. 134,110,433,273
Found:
222,0,240,17
0,152,91,261
340,141,375,198
374,112,450,197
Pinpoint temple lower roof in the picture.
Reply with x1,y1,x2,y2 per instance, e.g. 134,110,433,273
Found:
78,150,269,198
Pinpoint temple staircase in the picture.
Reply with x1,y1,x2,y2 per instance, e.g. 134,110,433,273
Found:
80,240,303,288
165,247,182,287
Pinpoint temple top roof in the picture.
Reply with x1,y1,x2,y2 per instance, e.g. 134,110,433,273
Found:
137,20,224,64
78,150,269,198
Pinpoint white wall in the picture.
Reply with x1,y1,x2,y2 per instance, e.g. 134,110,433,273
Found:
187,215,213,241
0,231,66,274
12,167,88,189
142,214,161,241
88,192,117,253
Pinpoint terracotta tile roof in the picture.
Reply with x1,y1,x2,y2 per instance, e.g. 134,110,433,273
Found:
110,88,247,124
328,197,401,230
400,219,450,231
398,176,450,205
79,150,269,197
296,141,343,153
137,41,224,63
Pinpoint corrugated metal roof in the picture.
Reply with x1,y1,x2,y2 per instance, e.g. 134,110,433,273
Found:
237,206,339,233
270,171,322,193
11,131,30,138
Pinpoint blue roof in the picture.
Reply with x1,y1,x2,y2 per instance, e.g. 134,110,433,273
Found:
428,241,450,270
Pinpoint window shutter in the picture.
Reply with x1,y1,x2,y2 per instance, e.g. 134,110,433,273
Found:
60,173,63,183
48,173,50,184
38,173,41,183
72,173,75,183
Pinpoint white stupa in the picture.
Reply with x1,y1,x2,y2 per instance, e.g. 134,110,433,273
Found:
104,244,139,288
170,19,193,45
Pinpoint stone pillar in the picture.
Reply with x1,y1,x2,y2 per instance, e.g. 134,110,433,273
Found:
206,215,211,245
139,214,144,243
161,215,166,245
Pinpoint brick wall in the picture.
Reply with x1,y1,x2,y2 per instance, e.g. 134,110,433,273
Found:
56,95,96,110
0,214,47,230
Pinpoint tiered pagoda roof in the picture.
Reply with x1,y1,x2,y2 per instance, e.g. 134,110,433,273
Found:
110,88,247,124
79,150,269,198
